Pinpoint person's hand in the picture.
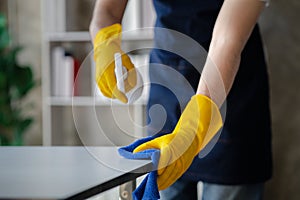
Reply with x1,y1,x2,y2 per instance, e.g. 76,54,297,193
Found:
93,24,136,103
133,94,223,190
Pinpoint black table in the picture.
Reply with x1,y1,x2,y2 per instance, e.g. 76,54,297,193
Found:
0,147,152,199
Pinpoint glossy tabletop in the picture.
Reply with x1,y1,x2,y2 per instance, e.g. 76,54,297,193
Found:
0,146,152,199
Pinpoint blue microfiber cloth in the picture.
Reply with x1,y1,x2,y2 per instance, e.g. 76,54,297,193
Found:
118,136,160,200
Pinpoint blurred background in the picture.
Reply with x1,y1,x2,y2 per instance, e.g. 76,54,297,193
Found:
0,0,299,199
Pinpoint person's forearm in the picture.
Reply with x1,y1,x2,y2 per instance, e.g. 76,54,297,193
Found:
90,0,128,42
196,0,266,107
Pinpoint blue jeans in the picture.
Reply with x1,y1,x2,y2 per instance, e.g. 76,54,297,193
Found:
160,178,264,200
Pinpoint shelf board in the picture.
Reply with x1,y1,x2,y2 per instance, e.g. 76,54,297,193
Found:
122,29,154,41
45,32,91,42
48,96,147,106
45,30,153,42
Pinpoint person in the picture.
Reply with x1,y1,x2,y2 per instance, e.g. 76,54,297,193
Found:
90,0,272,199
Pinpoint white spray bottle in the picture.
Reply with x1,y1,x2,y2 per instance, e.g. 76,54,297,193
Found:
114,53,143,104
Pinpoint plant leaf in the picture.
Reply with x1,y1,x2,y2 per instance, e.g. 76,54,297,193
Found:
17,118,33,133
0,28,9,52
10,66,35,99
0,14,6,28
6,46,23,67
0,71,7,90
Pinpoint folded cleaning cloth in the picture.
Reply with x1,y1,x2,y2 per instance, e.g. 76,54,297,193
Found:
118,136,160,200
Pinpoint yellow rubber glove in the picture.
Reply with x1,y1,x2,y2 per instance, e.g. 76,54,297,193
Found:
133,94,223,190
94,24,136,103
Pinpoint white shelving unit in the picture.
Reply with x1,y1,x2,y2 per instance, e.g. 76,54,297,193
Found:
45,30,153,42
41,0,155,146
48,96,147,107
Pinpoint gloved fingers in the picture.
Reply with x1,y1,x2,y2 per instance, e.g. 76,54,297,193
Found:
122,54,137,92
96,76,113,98
112,88,128,103
105,74,128,103
99,85,112,99
95,60,113,98
122,53,135,70
133,139,161,153
124,68,137,93
127,135,157,150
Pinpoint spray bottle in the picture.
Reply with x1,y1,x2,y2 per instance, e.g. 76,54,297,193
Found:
114,53,143,104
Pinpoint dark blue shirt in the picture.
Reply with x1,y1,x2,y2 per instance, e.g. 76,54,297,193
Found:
147,0,272,184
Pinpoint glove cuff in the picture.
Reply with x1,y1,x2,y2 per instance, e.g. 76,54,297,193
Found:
94,23,122,48
93,23,122,61
192,94,223,152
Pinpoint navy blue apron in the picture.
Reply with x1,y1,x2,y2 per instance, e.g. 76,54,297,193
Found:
147,0,272,184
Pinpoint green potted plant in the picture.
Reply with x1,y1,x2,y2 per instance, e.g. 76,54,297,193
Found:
0,14,35,145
